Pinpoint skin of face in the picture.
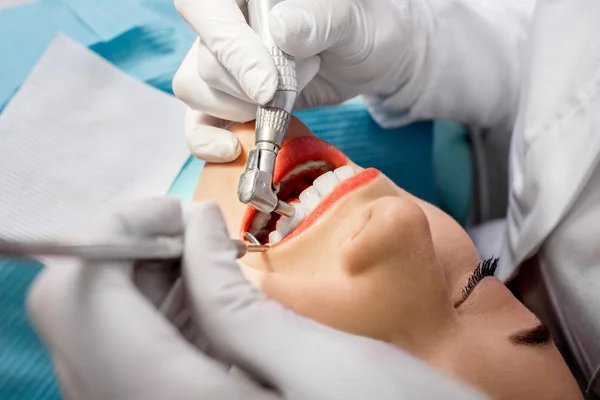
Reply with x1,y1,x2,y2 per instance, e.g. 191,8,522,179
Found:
193,117,582,400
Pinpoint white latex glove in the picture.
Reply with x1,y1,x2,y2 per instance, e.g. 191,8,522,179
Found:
28,198,487,400
172,0,428,162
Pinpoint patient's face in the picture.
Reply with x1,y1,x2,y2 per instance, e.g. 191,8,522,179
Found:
193,118,581,399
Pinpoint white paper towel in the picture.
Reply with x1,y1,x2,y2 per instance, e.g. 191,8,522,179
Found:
0,34,189,241
0,0,35,10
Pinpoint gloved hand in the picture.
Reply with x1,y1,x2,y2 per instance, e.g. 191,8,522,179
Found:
28,198,487,399
172,0,429,162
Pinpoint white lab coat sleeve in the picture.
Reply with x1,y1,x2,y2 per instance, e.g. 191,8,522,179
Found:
540,169,600,396
364,0,535,132
498,0,600,279
497,0,600,393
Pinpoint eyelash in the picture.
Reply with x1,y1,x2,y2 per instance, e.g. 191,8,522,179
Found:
461,257,499,301
513,324,552,346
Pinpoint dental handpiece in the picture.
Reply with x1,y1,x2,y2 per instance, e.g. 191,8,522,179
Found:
237,0,297,218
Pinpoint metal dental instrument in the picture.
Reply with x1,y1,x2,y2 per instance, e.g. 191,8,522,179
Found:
237,0,298,218
243,232,262,245
0,237,268,261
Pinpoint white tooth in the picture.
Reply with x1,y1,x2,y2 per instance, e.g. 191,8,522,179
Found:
276,204,306,237
313,171,340,197
334,165,356,182
291,203,306,224
250,212,271,230
269,231,283,245
276,219,293,237
299,186,322,212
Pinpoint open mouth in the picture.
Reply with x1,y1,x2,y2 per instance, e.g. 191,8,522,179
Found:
241,137,377,246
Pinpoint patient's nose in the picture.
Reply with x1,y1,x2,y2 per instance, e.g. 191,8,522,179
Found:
340,195,433,274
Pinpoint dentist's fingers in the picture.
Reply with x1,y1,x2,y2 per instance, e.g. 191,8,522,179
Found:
173,41,258,122
176,42,321,162
87,197,184,308
27,200,227,396
196,40,322,102
174,0,278,104
29,260,272,399
269,0,356,59
295,74,343,110
184,109,242,163
29,198,184,331
83,197,184,238
295,56,322,93
196,41,253,103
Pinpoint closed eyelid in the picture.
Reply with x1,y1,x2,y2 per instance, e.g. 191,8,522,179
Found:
454,257,499,307
510,323,552,347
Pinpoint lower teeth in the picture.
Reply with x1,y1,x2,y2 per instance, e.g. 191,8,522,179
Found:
268,230,283,245
269,203,306,244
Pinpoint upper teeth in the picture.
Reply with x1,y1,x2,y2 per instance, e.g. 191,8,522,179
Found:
313,171,339,197
334,165,355,181
298,186,321,212
268,165,358,245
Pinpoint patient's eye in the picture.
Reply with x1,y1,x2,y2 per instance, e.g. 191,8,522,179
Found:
511,323,552,346
460,257,499,302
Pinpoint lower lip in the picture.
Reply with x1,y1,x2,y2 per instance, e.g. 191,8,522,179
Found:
241,168,380,246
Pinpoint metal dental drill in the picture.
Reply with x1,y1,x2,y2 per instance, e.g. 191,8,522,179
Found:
237,0,297,218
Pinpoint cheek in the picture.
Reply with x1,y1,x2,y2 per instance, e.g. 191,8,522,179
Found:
418,202,480,283
239,262,266,288
242,229,347,275
259,272,402,342
432,336,579,400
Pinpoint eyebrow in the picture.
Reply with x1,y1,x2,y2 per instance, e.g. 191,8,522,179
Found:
510,323,552,347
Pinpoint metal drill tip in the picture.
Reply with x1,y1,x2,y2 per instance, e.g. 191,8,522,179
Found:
274,200,295,217
245,245,270,253
233,239,269,259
